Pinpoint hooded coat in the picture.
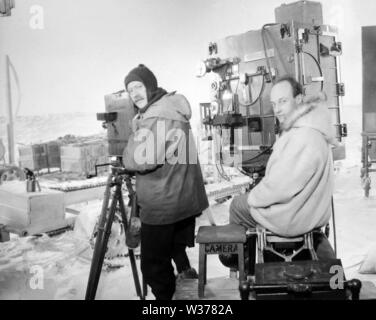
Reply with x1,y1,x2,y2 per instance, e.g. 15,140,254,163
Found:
247,94,336,237
123,92,209,225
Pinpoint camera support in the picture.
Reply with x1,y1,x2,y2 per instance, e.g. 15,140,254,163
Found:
85,164,146,300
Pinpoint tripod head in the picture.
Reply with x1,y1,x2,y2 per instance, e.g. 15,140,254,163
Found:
86,156,136,180
111,165,134,177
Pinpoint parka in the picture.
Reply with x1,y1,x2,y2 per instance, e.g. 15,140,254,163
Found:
123,92,209,225
248,94,336,237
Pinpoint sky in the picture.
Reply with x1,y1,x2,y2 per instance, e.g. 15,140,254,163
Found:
0,0,375,127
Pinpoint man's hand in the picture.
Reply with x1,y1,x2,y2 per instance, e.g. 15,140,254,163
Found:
112,165,136,176
120,168,136,176
131,114,141,133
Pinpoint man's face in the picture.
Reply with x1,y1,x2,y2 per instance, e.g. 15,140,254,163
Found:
127,81,148,110
270,81,301,126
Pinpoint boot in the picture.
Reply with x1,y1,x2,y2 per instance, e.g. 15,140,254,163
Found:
176,267,199,280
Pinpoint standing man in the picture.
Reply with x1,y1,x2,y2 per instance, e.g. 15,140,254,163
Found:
122,64,209,300
222,76,337,266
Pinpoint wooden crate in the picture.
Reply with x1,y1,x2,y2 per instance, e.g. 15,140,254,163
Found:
0,181,71,236
18,142,62,171
46,141,61,169
18,144,48,171
60,141,108,174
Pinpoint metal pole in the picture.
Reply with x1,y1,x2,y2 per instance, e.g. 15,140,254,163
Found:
331,196,337,258
5,55,15,165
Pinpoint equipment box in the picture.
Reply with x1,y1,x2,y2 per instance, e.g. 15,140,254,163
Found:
18,142,61,171
0,181,70,236
251,259,348,300
104,91,137,157
60,140,108,174
275,0,323,25
19,144,49,171
46,141,61,169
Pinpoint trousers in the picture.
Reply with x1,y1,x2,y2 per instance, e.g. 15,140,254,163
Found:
229,194,336,261
141,216,196,300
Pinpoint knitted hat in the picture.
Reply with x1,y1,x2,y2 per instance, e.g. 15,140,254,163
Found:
124,64,158,93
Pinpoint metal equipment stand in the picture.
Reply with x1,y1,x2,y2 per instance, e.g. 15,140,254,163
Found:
361,132,376,197
85,165,146,300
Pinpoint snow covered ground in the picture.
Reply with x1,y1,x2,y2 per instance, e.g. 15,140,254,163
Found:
1,105,376,300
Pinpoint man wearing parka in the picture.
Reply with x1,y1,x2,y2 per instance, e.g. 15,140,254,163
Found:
228,76,336,255
122,64,209,300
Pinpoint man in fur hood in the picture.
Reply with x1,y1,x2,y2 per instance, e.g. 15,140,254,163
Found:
229,75,336,239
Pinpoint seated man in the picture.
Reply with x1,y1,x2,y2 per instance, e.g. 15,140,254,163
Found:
224,75,337,265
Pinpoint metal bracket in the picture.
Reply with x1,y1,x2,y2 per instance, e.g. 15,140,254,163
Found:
340,123,347,138
253,227,318,263
280,24,291,39
336,83,345,96
208,42,218,55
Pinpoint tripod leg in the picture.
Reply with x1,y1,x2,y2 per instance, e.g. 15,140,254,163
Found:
118,193,144,299
86,173,112,299
143,276,148,298
85,174,118,300
128,248,144,299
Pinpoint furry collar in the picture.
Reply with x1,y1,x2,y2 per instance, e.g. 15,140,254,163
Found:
280,92,327,132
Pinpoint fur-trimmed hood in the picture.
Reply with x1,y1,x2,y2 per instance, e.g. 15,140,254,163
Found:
281,92,338,146
141,92,192,123
248,91,335,237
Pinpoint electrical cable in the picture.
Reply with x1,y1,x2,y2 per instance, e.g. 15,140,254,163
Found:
241,145,273,165
238,74,266,107
238,23,279,109
218,152,230,181
237,167,253,178
215,130,231,181
216,162,230,181
237,23,279,109
302,51,324,91
215,128,231,181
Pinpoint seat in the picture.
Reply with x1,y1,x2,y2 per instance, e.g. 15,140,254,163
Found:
247,227,319,263
196,224,247,298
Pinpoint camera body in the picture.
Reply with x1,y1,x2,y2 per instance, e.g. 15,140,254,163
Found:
98,90,137,157
0,0,15,16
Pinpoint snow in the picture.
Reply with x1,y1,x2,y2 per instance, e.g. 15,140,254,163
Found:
1,105,376,299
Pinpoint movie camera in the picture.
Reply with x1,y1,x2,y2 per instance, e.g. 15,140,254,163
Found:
85,91,146,300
